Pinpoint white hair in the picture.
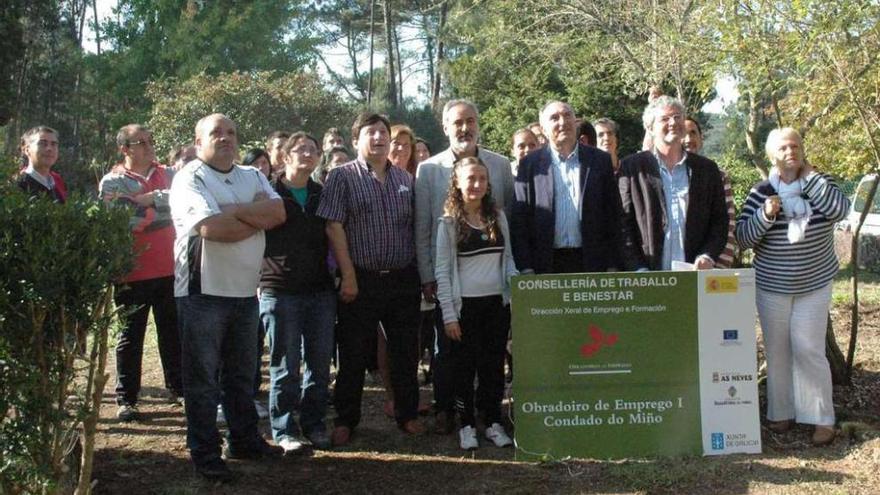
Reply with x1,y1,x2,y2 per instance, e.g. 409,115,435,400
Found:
642,96,686,131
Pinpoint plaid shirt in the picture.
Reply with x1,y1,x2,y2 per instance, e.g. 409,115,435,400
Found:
317,159,415,271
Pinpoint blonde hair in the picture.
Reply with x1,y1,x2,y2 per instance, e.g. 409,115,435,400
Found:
443,156,499,244
390,124,417,175
765,127,804,167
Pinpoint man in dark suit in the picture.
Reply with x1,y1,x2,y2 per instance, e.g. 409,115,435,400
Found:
511,101,622,274
618,96,727,271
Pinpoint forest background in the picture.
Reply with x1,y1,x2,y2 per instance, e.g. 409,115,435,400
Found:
3,0,880,204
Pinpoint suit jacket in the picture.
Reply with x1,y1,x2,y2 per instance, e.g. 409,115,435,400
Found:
511,144,622,274
414,147,514,284
618,150,728,271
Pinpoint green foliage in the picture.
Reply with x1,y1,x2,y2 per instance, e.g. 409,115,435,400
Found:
0,167,132,493
146,71,353,158
715,148,762,213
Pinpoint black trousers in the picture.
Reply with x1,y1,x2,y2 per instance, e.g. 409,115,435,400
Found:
552,247,584,274
333,266,421,428
451,295,510,427
114,276,183,405
432,307,454,413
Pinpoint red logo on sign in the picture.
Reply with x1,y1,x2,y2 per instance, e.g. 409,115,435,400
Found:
580,324,619,357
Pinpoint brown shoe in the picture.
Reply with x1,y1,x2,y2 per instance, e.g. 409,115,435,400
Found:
812,426,835,446
767,419,793,433
433,411,454,435
401,419,426,435
331,426,351,446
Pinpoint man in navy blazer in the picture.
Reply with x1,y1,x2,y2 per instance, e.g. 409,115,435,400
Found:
511,101,622,274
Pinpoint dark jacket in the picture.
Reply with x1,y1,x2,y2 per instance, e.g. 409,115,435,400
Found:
260,178,333,294
17,173,66,203
511,144,622,273
617,150,727,271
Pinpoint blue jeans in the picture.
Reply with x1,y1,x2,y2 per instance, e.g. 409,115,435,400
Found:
260,290,336,441
177,294,260,464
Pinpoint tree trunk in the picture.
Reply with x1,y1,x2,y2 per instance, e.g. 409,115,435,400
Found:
367,0,376,106
826,313,849,385
745,90,769,179
383,0,397,108
847,175,878,380
431,0,447,114
394,24,403,107
75,287,114,495
423,11,435,104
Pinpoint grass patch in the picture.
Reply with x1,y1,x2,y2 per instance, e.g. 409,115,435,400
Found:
832,263,880,306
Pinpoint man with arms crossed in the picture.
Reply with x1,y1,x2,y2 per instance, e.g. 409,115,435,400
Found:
170,113,286,482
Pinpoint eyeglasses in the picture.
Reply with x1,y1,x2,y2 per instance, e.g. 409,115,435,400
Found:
127,138,155,147
658,114,684,124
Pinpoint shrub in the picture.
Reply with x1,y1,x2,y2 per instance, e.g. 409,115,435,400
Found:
0,167,132,494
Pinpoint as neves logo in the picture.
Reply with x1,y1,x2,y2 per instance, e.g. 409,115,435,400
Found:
580,324,619,357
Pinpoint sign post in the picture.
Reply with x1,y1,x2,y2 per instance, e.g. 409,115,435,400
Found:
511,269,761,460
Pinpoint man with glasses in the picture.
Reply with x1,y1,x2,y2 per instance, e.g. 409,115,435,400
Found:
99,124,183,422
618,96,727,271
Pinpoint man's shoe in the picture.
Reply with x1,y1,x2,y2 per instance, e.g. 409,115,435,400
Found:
331,426,351,447
812,426,835,446
195,458,233,484
278,437,305,456
433,411,454,435
306,430,332,450
117,404,140,422
224,439,283,460
254,400,269,420
459,425,478,450
401,419,426,435
767,419,793,433
167,390,185,407
484,422,513,447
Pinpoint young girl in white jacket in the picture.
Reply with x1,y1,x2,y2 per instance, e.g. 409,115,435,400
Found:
435,156,518,450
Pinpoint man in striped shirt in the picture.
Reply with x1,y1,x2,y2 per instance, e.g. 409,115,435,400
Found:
683,117,737,268
318,112,424,446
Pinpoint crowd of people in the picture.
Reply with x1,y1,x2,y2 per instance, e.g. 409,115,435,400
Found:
14,93,849,483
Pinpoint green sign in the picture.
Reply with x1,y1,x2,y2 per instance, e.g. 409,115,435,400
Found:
511,271,760,459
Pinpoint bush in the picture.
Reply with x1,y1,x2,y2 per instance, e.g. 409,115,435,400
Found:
145,71,353,160
0,169,132,494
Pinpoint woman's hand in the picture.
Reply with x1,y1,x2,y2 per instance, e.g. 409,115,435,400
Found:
764,195,781,220
444,322,462,341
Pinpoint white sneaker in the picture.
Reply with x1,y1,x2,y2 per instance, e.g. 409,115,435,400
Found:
216,405,226,425
278,437,305,455
254,400,269,419
459,425,478,450
484,422,512,447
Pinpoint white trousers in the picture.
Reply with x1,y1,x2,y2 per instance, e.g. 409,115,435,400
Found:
756,283,835,426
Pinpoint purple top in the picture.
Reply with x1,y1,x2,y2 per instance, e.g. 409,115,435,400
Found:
317,159,416,271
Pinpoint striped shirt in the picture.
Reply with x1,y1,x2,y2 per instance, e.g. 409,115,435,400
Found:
317,159,415,271
736,172,849,294
551,148,582,248
716,171,737,268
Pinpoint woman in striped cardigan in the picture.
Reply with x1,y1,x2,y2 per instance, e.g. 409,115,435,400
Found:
736,127,850,446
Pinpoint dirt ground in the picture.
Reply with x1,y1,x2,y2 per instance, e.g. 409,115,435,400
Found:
91,290,880,495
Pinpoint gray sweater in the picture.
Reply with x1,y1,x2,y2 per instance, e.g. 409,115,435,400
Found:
435,211,519,324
